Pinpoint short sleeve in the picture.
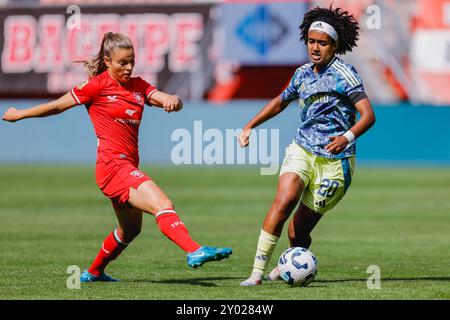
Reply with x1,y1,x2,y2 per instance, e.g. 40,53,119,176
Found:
281,68,302,102
136,77,158,102
334,63,367,104
347,85,367,105
345,66,367,104
70,78,101,105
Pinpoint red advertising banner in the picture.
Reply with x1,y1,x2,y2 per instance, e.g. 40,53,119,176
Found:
0,4,213,97
411,0,450,104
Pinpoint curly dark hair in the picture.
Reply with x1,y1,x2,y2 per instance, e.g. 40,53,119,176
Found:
299,5,359,54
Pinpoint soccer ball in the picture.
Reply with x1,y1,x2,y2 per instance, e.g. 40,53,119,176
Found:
278,247,318,287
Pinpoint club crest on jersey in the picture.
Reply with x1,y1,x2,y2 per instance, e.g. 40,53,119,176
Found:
133,92,143,105
317,77,330,91
107,95,117,102
129,170,144,178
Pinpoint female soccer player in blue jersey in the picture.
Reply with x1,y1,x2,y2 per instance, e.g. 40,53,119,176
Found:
239,6,376,286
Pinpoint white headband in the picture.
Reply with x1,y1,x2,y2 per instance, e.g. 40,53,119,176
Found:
309,21,338,41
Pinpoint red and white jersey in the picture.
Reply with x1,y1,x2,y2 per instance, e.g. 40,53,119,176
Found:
70,71,157,165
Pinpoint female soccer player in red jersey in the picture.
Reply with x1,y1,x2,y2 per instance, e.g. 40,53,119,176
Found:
2,32,232,282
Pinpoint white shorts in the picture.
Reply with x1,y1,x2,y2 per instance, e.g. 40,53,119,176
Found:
279,141,355,214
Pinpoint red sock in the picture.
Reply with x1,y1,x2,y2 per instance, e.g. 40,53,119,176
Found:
156,209,201,253
88,229,128,276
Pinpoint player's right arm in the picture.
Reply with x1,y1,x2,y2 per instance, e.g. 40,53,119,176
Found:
239,96,290,147
2,92,78,122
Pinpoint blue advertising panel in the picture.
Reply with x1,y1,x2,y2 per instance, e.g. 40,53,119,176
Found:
1,100,449,166
219,2,309,65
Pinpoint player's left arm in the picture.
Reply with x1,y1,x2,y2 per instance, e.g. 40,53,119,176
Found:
325,97,376,154
148,91,183,113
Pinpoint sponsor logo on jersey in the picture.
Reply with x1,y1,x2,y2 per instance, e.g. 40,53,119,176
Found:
107,95,117,102
305,94,329,106
125,109,137,117
114,118,141,125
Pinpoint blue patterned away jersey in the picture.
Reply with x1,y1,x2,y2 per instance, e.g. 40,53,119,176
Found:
281,56,367,159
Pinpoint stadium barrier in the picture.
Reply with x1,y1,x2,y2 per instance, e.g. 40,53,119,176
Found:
1,100,449,167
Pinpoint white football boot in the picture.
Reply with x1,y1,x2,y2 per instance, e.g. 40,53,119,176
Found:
239,271,263,286
267,267,281,281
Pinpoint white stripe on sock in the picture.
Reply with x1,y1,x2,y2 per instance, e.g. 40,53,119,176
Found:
113,228,128,246
156,209,176,218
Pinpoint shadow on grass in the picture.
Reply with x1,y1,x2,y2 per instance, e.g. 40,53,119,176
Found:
121,276,243,287
315,276,450,284
120,276,450,288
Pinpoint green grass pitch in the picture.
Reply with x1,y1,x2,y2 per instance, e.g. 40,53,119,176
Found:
0,165,449,300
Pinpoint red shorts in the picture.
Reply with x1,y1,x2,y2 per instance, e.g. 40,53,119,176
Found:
96,157,151,208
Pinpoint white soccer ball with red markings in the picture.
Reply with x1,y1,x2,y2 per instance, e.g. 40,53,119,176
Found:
278,247,318,287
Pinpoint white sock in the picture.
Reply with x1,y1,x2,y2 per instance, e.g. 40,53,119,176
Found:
251,229,279,276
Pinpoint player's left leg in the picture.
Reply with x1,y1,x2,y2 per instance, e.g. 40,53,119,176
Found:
81,205,143,282
267,203,322,281
268,204,322,281
128,180,201,253
268,155,354,282
288,203,323,248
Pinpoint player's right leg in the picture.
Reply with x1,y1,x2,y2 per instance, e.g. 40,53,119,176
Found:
81,205,143,282
128,180,232,268
240,142,314,287
240,172,304,286
268,203,322,282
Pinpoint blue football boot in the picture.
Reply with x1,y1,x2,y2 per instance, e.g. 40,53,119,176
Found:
187,246,233,268
80,270,119,282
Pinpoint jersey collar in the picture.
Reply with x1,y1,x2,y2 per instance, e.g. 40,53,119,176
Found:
105,70,132,89
309,56,337,75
